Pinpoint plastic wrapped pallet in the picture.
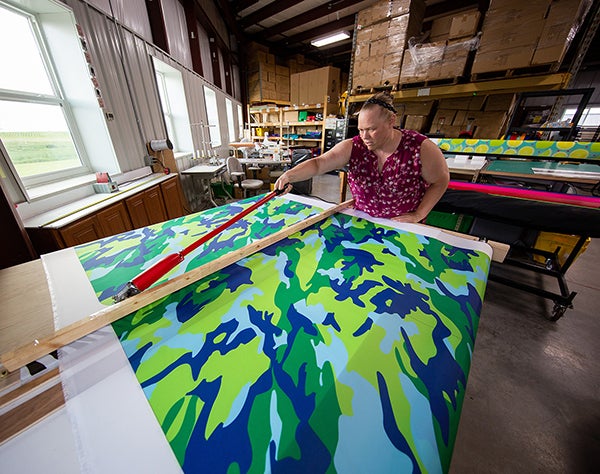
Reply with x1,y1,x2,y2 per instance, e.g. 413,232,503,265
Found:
400,36,479,83
531,0,593,66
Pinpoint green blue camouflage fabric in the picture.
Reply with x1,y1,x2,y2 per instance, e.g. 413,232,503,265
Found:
75,195,491,473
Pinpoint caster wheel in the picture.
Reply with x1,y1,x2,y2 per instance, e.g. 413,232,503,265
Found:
548,303,568,321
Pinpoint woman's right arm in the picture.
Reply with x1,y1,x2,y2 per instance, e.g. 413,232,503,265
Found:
275,139,353,192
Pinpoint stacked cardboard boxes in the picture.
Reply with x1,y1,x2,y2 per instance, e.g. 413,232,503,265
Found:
290,66,341,106
287,54,319,74
398,100,435,132
274,65,290,102
248,48,277,103
353,0,425,89
428,94,513,138
400,9,480,84
532,0,592,65
247,43,291,103
472,0,591,75
472,0,549,74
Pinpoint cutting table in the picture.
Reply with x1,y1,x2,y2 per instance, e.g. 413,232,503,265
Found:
0,194,493,473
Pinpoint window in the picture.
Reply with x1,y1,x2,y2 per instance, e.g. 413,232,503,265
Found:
225,98,235,143
0,3,89,188
561,107,600,127
203,86,221,147
153,57,193,153
155,71,175,142
237,104,244,141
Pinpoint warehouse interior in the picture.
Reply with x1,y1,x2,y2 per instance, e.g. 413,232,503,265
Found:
0,0,599,472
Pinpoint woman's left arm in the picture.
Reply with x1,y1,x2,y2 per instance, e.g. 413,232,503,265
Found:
392,138,449,223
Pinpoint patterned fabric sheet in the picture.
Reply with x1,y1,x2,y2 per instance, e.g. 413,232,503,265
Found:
75,197,321,304
434,137,600,160
75,195,491,473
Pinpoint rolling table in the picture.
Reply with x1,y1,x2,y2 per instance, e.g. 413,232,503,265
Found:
479,160,600,191
181,163,227,208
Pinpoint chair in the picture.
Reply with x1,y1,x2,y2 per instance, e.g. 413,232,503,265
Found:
226,156,263,198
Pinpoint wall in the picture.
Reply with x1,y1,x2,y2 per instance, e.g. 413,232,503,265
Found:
61,0,242,172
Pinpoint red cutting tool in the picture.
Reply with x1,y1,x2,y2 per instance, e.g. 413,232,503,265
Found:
113,187,287,302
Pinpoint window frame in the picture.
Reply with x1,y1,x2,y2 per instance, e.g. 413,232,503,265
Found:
203,85,221,148
0,2,92,189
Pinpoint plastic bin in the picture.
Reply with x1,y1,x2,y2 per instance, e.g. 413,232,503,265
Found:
533,232,591,267
425,211,473,233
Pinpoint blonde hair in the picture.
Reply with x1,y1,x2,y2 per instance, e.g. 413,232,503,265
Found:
360,92,396,120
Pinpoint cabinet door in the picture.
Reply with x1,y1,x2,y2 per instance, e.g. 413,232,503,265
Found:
161,177,186,220
60,215,103,247
144,185,167,225
97,201,132,237
125,193,150,229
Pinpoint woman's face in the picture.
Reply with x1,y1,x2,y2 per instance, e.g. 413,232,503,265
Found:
358,107,394,151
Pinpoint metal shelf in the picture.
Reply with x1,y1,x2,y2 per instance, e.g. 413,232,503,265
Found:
347,73,571,103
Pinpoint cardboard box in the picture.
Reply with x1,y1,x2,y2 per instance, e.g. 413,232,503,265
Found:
283,110,298,122
404,114,428,131
428,14,454,42
276,92,289,102
275,65,289,76
276,75,290,94
290,66,341,105
438,53,468,78
473,111,507,138
449,10,481,39
472,47,535,73
485,93,515,111
382,52,403,85
452,109,469,126
401,100,435,115
400,40,445,82
370,21,391,40
290,74,299,103
431,109,457,130
357,0,425,27
487,0,551,14
531,0,590,65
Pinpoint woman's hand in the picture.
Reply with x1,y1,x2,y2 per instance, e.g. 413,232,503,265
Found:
274,171,293,194
390,212,424,224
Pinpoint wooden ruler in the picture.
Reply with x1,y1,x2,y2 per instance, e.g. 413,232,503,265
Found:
0,199,355,373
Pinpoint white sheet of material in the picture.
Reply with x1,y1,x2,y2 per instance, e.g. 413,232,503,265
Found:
41,248,106,329
57,327,182,473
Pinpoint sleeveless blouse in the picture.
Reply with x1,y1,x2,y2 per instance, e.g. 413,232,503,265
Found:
348,129,428,218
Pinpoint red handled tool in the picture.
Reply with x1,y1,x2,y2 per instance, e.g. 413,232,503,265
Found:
113,187,288,302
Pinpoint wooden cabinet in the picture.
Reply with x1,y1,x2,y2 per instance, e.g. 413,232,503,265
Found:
60,215,105,247
60,201,132,247
126,185,167,229
97,201,132,236
26,176,186,253
160,177,185,220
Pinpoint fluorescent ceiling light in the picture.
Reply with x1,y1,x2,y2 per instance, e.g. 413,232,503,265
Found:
310,31,350,48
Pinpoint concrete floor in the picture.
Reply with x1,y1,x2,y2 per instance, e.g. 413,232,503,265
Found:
310,173,600,473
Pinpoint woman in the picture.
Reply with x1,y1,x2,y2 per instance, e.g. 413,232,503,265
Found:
275,92,449,223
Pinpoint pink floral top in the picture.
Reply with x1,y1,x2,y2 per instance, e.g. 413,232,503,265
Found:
348,130,428,218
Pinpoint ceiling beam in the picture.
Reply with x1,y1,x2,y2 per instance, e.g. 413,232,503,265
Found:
280,14,355,47
238,0,300,29
233,0,260,14
255,0,359,39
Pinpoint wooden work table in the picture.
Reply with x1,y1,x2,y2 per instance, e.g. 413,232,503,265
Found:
0,260,54,360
